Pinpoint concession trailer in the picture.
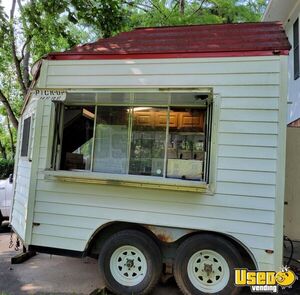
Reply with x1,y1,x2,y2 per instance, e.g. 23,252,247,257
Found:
11,22,291,295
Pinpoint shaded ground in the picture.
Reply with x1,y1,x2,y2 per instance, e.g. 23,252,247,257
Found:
1,222,300,295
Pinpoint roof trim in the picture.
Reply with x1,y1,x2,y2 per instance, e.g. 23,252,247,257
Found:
47,50,289,61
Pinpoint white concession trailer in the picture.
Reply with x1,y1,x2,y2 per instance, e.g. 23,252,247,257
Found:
11,22,291,295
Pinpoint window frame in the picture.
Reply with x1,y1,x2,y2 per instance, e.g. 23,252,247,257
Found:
54,89,213,185
20,116,32,159
294,18,299,80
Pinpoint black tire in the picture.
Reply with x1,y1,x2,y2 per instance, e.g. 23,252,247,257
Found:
0,210,3,227
98,229,162,295
174,234,243,295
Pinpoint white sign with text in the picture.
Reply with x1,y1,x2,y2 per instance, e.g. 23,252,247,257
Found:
33,89,66,102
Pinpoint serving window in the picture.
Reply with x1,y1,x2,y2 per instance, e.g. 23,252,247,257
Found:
53,90,212,183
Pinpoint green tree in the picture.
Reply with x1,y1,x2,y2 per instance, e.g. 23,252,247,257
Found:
0,0,127,160
126,0,268,28
0,0,127,126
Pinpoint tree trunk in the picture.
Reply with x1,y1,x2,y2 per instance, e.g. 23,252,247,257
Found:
10,0,28,97
6,114,15,157
22,47,31,89
0,139,7,160
179,0,185,15
0,90,19,129
18,0,32,90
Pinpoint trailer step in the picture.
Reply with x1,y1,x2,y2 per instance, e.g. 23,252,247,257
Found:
11,250,36,264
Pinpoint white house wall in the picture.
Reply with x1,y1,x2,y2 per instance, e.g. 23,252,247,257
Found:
29,56,286,271
281,0,300,124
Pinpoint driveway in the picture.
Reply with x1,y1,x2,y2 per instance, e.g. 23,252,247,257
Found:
1,222,300,295
0,222,181,295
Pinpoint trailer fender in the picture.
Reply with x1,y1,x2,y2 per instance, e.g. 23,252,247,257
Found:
84,221,258,270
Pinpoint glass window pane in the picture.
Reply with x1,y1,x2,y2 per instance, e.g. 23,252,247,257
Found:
294,19,299,79
96,93,131,104
65,93,96,104
61,106,95,170
21,117,31,157
65,92,131,105
129,107,167,177
134,93,169,105
93,106,130,174
167,108,206,181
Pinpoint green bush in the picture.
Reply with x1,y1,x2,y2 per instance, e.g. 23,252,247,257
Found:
0,159,14,179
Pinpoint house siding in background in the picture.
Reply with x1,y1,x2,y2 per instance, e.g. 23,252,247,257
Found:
264,0,300,124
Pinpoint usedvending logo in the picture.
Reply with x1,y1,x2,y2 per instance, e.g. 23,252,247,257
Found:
235,267,297,293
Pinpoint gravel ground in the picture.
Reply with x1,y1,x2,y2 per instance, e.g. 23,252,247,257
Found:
1,222,300,295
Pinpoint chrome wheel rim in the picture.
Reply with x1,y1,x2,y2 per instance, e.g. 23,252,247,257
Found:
110,245,147,286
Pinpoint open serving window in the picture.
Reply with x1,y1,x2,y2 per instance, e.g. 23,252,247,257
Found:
51,89,213,184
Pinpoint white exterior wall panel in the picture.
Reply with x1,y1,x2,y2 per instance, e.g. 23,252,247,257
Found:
11,99,37,240
25,55,286,271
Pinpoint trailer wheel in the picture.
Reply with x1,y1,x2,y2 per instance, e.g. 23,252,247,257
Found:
174,234,243,295
98,229,162,295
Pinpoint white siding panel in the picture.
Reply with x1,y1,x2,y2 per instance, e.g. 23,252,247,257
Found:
15,183,29,196
233,233,274,250
216,182,275,198
251,249,274,265
221,97,279,110
34,195,274,224
218,134,277,147
41,125,50,135
14,192,28,208
33,224,93,241
47,73,279,87
13,198,27,214
37,180,273,210
11,99,37,241
12,202,25,219
40,136,48,148
218,145,277,159
39,147,48,159
217,170,276,185
34,201,274,242
218,86,279,98
31,234,86,251
219,121,278,135
257,263,274,271
220,109,278,122
217,158,276,172
11,210,25,239
17,166,31,178
38,158,47,170
34,212,110,229
48,60,280,76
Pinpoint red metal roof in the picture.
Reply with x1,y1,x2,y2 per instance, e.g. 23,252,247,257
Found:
47,22,291,60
